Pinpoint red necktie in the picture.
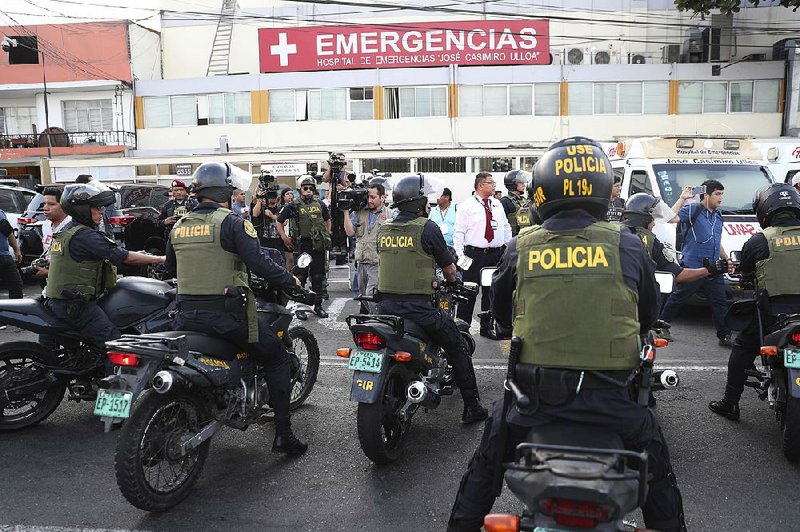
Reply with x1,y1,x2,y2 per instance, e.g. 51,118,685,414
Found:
483,198,494,242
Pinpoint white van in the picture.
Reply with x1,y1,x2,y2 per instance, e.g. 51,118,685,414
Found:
605,137,774,300
752,137,800,185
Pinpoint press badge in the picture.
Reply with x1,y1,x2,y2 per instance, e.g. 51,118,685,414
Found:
490,220,498,230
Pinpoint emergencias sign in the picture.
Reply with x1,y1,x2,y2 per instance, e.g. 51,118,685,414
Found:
258,20,550,73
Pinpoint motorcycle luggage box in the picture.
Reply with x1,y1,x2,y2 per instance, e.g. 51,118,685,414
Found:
99,277,174,329
157,331,241,361
0,298,70,334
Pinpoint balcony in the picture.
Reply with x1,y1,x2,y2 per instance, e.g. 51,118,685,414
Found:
0,130,136,149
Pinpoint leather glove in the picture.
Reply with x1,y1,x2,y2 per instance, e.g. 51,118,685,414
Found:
704,258,728,276
446,278,463,291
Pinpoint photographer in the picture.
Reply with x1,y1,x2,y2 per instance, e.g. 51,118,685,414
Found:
158,179,198,238
276,175,331,318
251,185,284,251
342,181,388,314
324,153,351,266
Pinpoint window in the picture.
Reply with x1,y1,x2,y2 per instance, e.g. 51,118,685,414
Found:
594,84,617,115
619,83,643,114
509,86,532,115
678,82,702,114
170,96,197,127
208,93,251,124
629,170,653,195
521,156,538,171
349,87,374,120
568,83,593,115
729,81,753,113
308,89,347,120
6,36,38,64
143,97,170,128
459,86,482,117
62,99,113,131
269,90,295,122
534,84,559,116
754,80,780,113
703,82,727,113
483,86,508,116
392,87,447,118
0,107,35,135
417,157,466,172
361,158,410,173
643,82,669,114
475,157,513,173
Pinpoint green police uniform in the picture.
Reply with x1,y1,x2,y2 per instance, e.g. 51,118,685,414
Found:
631,225,657,260
289,198,331,251
756,225,800,298
377,217,436,295
172,208,258,342
47,225,117,300
513,222,641,370
506,194,528,236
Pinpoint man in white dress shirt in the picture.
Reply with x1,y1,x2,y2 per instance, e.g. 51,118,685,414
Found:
453,172,512,339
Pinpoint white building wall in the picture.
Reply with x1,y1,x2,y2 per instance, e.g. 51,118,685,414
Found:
129,24,163,81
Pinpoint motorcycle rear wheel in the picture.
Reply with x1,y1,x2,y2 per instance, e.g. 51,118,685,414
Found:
357,364,411,465
288,326,320,410
115,389,211,512
0,341,65,432
782,396,800,462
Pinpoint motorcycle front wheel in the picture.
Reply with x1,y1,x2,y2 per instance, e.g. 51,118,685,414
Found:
115,389,211,512
0,341,65,432
287,326,320,410
782,396,800,462
356,364,411,465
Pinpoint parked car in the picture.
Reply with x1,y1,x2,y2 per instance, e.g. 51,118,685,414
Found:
0,184,36,255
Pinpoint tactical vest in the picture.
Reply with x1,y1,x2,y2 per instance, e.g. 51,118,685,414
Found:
377,217,436,295
355,208,388,265
172,209,258,342
47,225,117,300
756,225,800,298
631,225,656,260
506,194,528,236
513,222,641,370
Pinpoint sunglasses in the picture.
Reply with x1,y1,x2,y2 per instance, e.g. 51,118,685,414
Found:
301,186,314,191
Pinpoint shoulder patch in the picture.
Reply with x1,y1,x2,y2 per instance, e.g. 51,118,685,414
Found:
243,220,258,239
662,247,675,263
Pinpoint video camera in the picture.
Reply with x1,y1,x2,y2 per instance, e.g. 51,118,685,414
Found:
337,184,369,211
256,171,280,200
328,152,346,170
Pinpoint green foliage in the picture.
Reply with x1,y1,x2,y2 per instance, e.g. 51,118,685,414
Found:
674,0,800,16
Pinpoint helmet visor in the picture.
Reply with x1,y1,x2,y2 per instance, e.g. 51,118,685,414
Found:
423,176,442,205
228,164,254,192
651,198,675,223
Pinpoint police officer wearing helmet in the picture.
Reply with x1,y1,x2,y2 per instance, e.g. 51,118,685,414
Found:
46,182,166,347
448,137,685,532
500,170,532,236
709,183,800,421
275,175,331,318
622,193,727,284
377,174,488,424
165,162,308,456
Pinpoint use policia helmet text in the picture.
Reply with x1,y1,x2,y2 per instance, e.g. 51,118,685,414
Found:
61,181,115,227
752,183,800,229
531,136,613,221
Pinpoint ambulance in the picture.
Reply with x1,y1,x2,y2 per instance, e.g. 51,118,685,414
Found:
605,137,775,300
751,137,800,185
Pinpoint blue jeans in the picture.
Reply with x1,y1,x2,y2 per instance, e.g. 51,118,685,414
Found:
659,275,730,339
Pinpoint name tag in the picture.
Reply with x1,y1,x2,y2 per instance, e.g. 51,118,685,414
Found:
490,220,498,230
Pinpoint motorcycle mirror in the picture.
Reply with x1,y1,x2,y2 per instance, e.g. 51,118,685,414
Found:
296,253,312,269
655,271,674,294
480,267,496,288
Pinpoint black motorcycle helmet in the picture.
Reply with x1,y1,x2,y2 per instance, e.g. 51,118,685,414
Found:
752,183,800,229
531,137,613,221
192,162,235,203
391,174,435,214
622,193,660,228
61,181,116,228
503,170,530,191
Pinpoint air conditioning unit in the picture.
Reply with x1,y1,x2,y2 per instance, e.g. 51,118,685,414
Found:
629,53,647,64
682,30,705,63
593,48,611,64
662,44,681,64
564,47,589,65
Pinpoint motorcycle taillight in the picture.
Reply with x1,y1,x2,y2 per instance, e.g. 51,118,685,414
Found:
108,351,140,367
539,498,612,529
791,333,800,347
108,215,134,227
354,333,385,351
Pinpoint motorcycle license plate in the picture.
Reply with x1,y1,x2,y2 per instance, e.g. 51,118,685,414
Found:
785,350,800,369
93,389,133,419
347,350,383,373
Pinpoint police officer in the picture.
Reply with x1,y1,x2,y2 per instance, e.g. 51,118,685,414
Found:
275,175,331,318
622,193,728,284
499,170,531,237
377,174,488,424
158,179,198,239
46,182,165,347
709,183,800,421
164,162,307,456
448,137,685,532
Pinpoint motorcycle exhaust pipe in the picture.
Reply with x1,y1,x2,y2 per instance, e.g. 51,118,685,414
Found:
406,381,440,408
652,370,680,391
152,371,174,394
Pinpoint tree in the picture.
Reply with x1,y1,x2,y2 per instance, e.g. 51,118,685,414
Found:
675,0,800,16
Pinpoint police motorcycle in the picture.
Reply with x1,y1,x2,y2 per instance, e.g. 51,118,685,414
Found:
484,281,680,532
337,279,478,465
95,252,320,432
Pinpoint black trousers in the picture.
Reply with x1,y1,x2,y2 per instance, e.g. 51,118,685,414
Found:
723,315,762,403
0,255,23,299
175,308,292,428
448,388,686,532
294,239,327,298
45,298,121,349
378,298,478,399
456,246,504,330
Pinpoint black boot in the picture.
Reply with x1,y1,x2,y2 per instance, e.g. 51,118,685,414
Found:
460,389,488,424
313,303,328,318
272,418,308,456
709,398,740,421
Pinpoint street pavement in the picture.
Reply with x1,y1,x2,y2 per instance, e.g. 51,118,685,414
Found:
1,277,799,531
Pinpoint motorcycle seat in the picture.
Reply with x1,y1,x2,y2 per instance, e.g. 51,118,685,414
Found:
157,331,242,361
526,423,624,450
402,320,430,341
0,298,71,333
